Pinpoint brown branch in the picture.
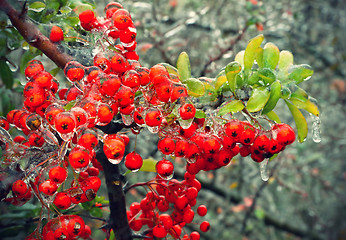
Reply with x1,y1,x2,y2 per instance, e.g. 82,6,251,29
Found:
200,24,248,76
0,0,73,69
96,143,133,240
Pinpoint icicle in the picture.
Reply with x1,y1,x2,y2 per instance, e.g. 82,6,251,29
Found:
0,126,13,143
311,114,321,143
259,159,269,181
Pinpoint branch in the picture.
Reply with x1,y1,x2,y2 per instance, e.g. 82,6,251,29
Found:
0,0,73,69
200,24,248,76
96,143,133,240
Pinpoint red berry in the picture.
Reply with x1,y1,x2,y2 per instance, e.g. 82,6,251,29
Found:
156,159,174,179
179,103,196,120
200,221,210,232
125,151,143,171
158,137,175,155
49,166,67,184
39,179,58,196
153,225,167,238
197,205,208,216
12,180,28,196
53,192,72,209
50,26,64,43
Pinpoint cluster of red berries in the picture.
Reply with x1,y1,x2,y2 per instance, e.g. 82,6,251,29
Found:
0,1,299,239
35,215,91,240
127,172,209,240
78,2,139,61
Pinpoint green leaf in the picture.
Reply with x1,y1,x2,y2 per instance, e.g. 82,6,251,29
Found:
254,209,266,220
65,16,80,26
265,111,281,123
244,34,264,70
278,50,294,70
246,87,270,112
280,85,291,99
257,68,276,85
195,109,206,118
285,100,308,142
185,78,205,97
28,1,46,12
234,50,245,66
90,207,103,218
225,61,242,93
160,62,180,77
218,100,244,116
176,52,191,82
262,80,282,114
214,71,227,92
60,6,72,14
0,60,14,88
290,98,319,116
263,42,280,69
290,86,309,102
63,100,76,111
255,47,264,68
288,64,313,84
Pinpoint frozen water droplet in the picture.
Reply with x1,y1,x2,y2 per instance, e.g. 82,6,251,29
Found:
58,142,68,159
121,114,134,126
6,61,18,72
0,126,13,143
108,157,123,165
259,159,269,181
41,128,59,145
158,171,174,181
311,114,321,143
131,169,140,173
178,118,193,129
59,132,74,142
147,125,159,133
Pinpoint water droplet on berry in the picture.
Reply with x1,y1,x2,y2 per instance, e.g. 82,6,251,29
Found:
259,158,269,181
59,132,74,142
147,125,159,133
311,114,321,143
108,157,123,165
178,118,193,129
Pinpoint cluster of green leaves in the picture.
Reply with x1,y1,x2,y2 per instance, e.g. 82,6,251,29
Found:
163,35,319,143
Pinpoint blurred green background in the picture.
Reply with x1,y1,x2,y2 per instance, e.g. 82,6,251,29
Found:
0,0,345,239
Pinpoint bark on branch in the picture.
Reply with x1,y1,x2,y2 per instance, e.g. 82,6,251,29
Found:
0,0,73,69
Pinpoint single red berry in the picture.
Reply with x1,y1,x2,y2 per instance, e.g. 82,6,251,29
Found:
125,151,143,171
25,60,44,79
54,112,76,134
53,192,72,209
190,231,200,240
39,179,58,196
272,123,296,146
179,103,196,120
224,120,244,141
50,26,64,43
158,137,175,155
69,146,90,169
145,109,162,127
200,221,210,232
49,166,67,184
174,139,189,157
12,180,28,196
197,205,208,216
156,159,174,179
